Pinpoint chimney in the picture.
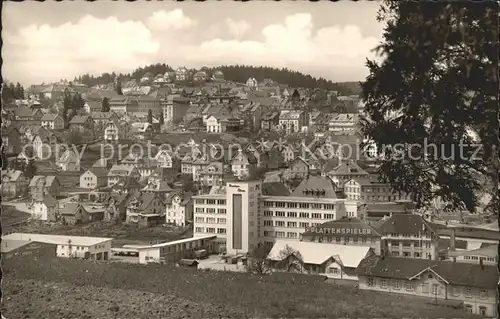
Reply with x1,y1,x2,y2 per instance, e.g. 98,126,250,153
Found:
449,228,456,251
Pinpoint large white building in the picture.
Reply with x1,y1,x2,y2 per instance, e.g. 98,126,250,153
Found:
1,233,113,260
193,176,359,255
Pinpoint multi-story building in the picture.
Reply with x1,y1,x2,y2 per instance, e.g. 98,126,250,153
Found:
29,175,61,200
107,164,139,187
193,180,261,255
31,194,59,222
162,95,190,128
80,167,108,189
103,121,119,141
377,214,439,260
300,218,383,255
165,192,194,227
279,110,309,134
1,169,29,199
327,160,369,188
357,255,498,317
175,67,190,82
344,177,411,202
109,96,139,114
136,96,162,115
328,113,359,135
40,113,64,130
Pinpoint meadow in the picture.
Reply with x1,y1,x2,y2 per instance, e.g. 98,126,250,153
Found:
3,256,477,318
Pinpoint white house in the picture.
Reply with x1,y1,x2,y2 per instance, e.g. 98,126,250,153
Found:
40,113,64,130
267,240,373,280
104,121,119,141
246,77,258,88
1,233,113,261
80,167,108,189
165,192,193,227
155,149,173,168
55,149,81,172
31,194,59,222
206,115,223,133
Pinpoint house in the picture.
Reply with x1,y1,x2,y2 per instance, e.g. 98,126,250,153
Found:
130,122,153,140
377,214,439,260
279,110,309,134
1,169,29,198
165,192,194,226
196,162,226,187
356,255,498,317
154,149,174,168
1,240,57,260
126,193,166,227
1,127,22,154
55,149,81,172
288,157,313,179
2,232,113,260
103,121,120,141
193,71,208,82
212,70,224,82
239,102,262,132
84,101,102,114
69,115,94,133
109,96,139,114
32,129,61,160
301,218,383,255
136,96,162,115
162,95,191,128
246,77,258,88
344,177,411,202
175,67,190,82
327,160,369,187
230,149,258,179
59,202,90,225
205,115,226,133
104,193,130,221
107,164,139,187
29,175,60,200
141,172,173,199
31,194,59,222
267,239,373,280
40,113,64,130
328,113,358,135
14,107,43,125
90,111,120,125
80,167,108,189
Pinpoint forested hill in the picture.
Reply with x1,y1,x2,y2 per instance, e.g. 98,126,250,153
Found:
73,64,361,96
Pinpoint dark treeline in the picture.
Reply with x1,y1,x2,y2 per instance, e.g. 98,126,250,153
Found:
2,82,25,101
73,63,360,96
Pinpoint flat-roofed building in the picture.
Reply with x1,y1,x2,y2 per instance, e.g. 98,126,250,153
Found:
1,233,113,260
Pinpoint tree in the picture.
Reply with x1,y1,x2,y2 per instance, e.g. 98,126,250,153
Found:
147,109,153,124
101,97,110,112
247,244,271,275
361,1,498,213
116,79,123,95
159,110,164,127
276,245,304,273
61,89,72,128
24,160,37,179
63,130,83,145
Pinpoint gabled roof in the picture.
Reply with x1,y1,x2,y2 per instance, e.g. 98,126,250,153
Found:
107,164,136,177
40,113,60,121
84,167,108,178
329,160,368,176
267,240,371,267
355,255,497,289
2,170,23,182
377,214,437,237
36,194,58,207
261,182,290,196
69,115,91,124
15,107,37,118
29,175,58,187
291,175,338,198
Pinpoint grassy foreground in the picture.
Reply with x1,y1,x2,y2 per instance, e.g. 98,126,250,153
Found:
3,256,476,318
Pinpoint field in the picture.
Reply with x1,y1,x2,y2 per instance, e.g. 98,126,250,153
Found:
11,221,192,246
1,204,30,226
2,256,477,319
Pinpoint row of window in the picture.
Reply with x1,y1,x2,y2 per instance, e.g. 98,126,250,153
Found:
195,227,226,234
195,217,226,224
263,211,335,219
367,277,489,299
195,208,227,214
464,256,496,262
312,236,376,244
195,199,227,205
263,231,298,239
390,241,432,248
263,202,335,210
390,251,432,258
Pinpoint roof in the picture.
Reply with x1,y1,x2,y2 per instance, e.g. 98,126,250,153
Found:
356,255,497,289
2,233,112,247
69,115,91,124
302,218,381,237
377,214,437,237
1,239,41,253
15,107,36,118
2,170,23,182
447,245,498,258
329,160,368,176
291,175,338,198
90,112,116,120
267,240,371,268
437,227,500,241
107,164,136,177
136,235,217,250
60,202,84,215
36,194,58,207
85,167,108,177
29,175,58,187
261,182,290,196
40,113,60,121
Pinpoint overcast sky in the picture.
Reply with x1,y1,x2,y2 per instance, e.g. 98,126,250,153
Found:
2,1,384,86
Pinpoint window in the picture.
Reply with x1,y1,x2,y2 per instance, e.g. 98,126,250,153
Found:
312,204,321,209
287,203,297,208
465,305,473,314
195,217,205,223
217,218,226,224
275,221,285,227
287,232,297,239
207,208,216,214
405,282,413,291
206,228,215,233
465,288,472,298
432,284,438,295
312,213,321,219
263,231,273,237
276,231,285,238
276,211,286,217
264,220,273,226
287,222,297,228
217,228,226,234
287,212,297,218
264,210,273,217
196,208,204,213
479,289,487,299
368,277,374,287
393,280,400,289
276,202,285,208
479,306,487,316
324,214,335,219
299,222,309,228
381,279,388,288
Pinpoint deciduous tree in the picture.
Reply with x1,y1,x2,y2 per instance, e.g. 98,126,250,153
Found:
101,97,110,112
361,1,499,213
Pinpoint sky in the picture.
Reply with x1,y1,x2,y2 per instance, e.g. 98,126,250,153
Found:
2,1,385,86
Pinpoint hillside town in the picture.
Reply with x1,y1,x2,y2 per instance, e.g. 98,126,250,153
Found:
2,64,498,318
